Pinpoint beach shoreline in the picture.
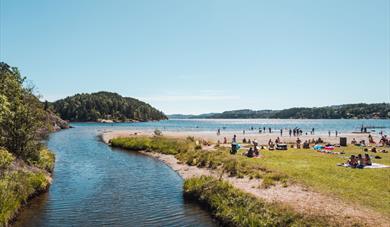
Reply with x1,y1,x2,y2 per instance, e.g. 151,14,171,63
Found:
101,129,379,145
102,130,390,227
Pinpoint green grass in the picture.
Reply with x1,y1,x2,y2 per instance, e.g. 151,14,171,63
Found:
184,176,332,227
32,149,55,173
0,148,53,226
253,146,390,216
111,136,197,155
110,136,390,217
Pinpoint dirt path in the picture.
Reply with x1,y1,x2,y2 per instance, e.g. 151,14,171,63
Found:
102,132,390,227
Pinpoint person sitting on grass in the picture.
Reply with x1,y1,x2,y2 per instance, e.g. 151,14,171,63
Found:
275,137,280,144
347,155,358,168
254,146,259,157
246,147,254,158
357,154,365,168
364,153,372,166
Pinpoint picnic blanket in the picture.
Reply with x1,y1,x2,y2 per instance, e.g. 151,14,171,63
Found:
338,163,390,169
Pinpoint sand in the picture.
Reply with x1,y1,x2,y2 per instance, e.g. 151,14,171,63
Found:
101,129,379,145
101,130,390,226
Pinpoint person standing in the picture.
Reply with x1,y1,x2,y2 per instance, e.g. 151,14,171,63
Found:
335,130,338,137
328,130,331,137
232,135,237,143
280,129,283,136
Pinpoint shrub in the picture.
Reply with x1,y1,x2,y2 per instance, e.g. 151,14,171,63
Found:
0,170,49,225
0,148,14,171
32,149,55,173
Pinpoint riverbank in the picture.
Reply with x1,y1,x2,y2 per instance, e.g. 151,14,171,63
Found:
103,131,390,226
0,149,55,226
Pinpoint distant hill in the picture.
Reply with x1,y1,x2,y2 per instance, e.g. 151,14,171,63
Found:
51,92,167,122
170,103,390,119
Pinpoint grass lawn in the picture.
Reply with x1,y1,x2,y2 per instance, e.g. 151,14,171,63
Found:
111,136,390,217
243,145,390,216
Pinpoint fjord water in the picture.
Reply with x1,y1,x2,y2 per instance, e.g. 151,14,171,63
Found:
12,125,216,227
12,119,390,226
73,118,390,134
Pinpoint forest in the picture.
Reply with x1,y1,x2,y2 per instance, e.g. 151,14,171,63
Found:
51,92,167,122
170,103,390,119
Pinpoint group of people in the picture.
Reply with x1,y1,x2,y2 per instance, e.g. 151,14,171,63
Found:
350,134,390,147
243,139,260,158
345,154,372,168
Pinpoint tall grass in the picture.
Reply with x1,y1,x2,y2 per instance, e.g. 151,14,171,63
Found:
184,176,332,227
111,137,287,184
110,136,390,216
0,148,52,226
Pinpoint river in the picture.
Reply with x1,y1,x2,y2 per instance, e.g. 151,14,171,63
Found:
12,125,216,227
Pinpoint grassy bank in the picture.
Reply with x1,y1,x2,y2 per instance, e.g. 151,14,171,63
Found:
184,176,331,226
110,136,390,217
0,148,54,226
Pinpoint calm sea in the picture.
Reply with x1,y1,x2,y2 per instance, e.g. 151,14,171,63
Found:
72,119,390,134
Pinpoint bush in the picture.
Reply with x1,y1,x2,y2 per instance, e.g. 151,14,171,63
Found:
0,148,14,171
0,170,49,225
32,149,55,173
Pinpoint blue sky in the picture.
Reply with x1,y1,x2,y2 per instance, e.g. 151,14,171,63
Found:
1,0,389,114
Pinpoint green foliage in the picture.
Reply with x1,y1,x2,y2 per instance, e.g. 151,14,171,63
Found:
112,135,390,216
257,146,390,215
0,148,14,171
182,103,390,119
0,148,53,226
31,149,55,173
111,136,196,155
271,104,390,119
0,62,48,160
51,91,167,122
184,176,331,226
0,170,49,226
111,136,287,183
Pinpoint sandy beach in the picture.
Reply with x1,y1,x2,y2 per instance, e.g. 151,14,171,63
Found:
101,129,379,145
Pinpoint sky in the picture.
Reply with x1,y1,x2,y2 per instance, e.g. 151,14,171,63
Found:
1,0,389,114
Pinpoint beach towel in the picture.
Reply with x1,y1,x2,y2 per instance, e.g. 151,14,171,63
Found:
338,163,390,169
363,163,390,169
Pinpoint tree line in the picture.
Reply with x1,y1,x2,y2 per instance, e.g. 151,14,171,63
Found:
171,103,390,119
51,92,167,122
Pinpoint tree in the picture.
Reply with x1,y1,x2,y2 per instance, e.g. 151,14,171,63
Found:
0,62,45,161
